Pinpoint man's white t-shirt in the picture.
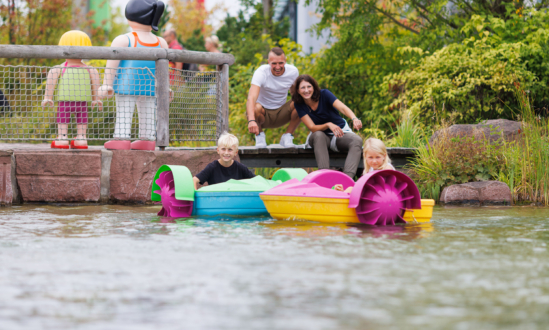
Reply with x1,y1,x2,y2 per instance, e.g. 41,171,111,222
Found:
251,64,299,109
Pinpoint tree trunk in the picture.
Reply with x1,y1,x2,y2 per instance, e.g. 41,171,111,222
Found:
262,0,272,34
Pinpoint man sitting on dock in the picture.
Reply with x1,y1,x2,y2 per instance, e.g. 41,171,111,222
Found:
246,47,300,148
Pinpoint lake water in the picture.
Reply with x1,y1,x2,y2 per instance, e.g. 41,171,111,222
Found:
1,205,548,329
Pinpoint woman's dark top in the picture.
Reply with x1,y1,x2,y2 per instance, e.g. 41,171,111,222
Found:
195,160,256,185
294,89,346,135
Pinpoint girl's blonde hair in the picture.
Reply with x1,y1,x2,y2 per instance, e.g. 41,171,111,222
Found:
217,132,239,149
363,138,391,172
205,35,221,51
58,30,92,47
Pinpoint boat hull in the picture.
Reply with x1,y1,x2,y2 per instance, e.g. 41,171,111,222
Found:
193,191,269,216
403,199,435,223
261,195,435,224
260,195,359,223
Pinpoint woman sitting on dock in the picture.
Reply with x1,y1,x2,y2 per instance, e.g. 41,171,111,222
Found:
291,75,363,178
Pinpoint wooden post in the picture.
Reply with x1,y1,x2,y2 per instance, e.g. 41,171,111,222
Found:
156,59,170,149
218,64,230,135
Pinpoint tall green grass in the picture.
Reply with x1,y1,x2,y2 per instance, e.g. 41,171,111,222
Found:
496,83,549,205
387,110,424,148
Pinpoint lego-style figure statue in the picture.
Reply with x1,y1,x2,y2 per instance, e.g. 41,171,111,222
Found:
42,30,102,149
99,0,169,150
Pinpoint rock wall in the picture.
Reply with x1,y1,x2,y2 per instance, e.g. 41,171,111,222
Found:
109,150,221,204
430,119,521,144
15,150,102,203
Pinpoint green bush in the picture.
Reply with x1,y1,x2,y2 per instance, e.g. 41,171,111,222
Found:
409,82,549,205
409,133,500,200
384,14,549,127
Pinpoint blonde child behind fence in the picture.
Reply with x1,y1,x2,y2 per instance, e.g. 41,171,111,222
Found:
333,137,395,193
42,30,102,149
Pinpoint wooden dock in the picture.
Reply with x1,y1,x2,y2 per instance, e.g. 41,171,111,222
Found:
167,145,417,169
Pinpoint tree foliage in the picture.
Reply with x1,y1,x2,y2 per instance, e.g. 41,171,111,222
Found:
216,1,289,66
168,0,223,42
305,0,549,130
0,0,72,47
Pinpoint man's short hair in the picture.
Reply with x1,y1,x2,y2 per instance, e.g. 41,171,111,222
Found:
269,47,285,57
217,132,239,149
165,29,177,37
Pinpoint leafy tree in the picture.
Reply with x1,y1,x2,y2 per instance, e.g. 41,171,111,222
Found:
168,0,223,42
0,0,72,46
307,0,549,130
216,1,290,66
107,6,129,44
181,28,206,52
387,11,549,125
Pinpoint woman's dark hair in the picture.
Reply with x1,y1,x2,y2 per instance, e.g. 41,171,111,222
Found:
291,74,321,104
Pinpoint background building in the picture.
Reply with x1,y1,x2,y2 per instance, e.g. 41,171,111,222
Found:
274,0,330,54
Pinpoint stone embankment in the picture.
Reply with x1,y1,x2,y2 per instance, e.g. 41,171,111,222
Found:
0,146,219,205
0,144,415,205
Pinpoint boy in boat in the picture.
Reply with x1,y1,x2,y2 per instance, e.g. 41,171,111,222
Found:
193,133,256,189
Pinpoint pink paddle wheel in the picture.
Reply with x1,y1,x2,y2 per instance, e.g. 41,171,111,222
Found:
153,170,193,217
349,170,421,225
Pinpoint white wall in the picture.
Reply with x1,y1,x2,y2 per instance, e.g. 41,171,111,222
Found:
296,1,330,54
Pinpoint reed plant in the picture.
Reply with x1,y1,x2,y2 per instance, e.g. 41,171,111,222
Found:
387,110,424,148
496,83,549,205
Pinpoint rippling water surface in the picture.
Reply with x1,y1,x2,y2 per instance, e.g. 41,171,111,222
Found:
1,205,549,329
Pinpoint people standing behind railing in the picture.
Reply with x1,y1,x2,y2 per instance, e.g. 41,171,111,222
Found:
246,47,300,148
291,74,363,178
42,30,102,150
163,29,184,85
98,0,169,151
199,36,222,73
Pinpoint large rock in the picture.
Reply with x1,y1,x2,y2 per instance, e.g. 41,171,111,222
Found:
440,181,512,206
15,150,102,202
430,119,521,144
109,150,223,203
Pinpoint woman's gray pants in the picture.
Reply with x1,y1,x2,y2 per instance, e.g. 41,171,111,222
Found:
308,131,363,178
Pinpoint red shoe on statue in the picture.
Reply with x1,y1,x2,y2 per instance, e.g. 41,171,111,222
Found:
130,140,156,151
70,140,88,149
51,141,69,149
104,140,131,150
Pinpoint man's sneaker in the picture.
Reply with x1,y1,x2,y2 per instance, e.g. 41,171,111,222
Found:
279,133,295,148
255,132,267,148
